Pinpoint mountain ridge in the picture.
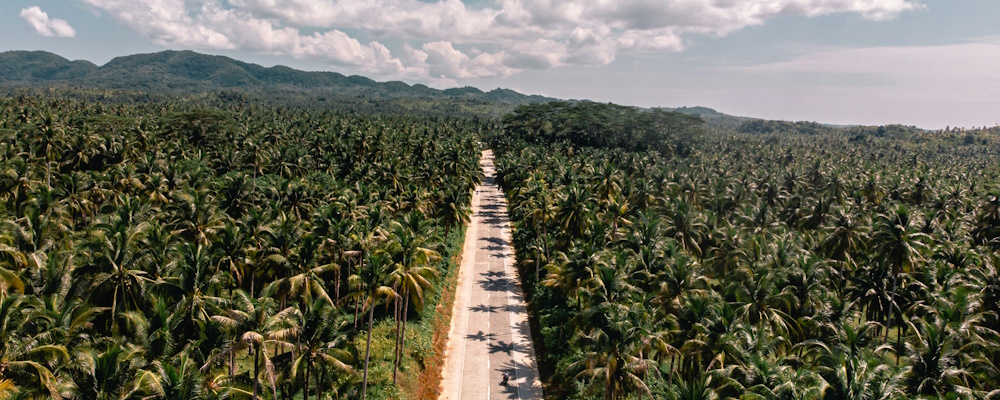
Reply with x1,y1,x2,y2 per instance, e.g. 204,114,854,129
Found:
0,49,755,124
0,49,559,105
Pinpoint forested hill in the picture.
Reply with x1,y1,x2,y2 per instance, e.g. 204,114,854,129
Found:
0,49,555,104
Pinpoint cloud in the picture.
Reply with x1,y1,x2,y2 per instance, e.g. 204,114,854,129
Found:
20,6,77,37
741,40,1000,101
720,39,1000,128
78,0,922,81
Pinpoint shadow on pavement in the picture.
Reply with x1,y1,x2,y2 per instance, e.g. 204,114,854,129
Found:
466,330,496,342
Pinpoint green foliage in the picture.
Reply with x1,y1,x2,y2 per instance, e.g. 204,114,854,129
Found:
494,106,1000,399
0,92,483,399
495,101,705,155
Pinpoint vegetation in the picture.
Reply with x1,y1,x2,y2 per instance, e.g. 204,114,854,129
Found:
492,102,1000,399
0,50,552,108
0,93,483,399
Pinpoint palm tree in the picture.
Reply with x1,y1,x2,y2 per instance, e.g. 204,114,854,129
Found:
435,185,471,240
74,210,153,333
901,317,973,397
571,296,659,400
289,299,355,400
349,250,398,400
872,206,929,341
556,183,593,243
74,340,164,400
385,221,440,384
263,233,337,308
0,295,71,399
204,291,298,400
664,199,707,260
154,353,204,400
163,243,227,340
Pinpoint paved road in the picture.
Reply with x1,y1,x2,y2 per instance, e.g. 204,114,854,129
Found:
439,150,543,400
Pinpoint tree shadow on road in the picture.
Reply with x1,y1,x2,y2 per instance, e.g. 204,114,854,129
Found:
495,360,523,399
471,304,501,313
478,276,511,292
466,330,495,342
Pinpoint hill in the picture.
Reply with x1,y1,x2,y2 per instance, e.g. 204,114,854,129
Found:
669,105,756,128
0,50,766,123
0,50,553,105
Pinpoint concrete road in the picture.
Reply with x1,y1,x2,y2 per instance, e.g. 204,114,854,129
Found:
439,150,543,400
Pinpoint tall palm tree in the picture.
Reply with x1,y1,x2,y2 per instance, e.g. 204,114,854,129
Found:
386,221,439,384
872,206,929,341
349,250,398,400
289,299,355,400
204,291,298,400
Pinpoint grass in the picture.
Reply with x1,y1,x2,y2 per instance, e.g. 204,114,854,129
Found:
365,224,468,400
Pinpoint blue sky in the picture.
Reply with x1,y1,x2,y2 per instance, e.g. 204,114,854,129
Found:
2,0,998,129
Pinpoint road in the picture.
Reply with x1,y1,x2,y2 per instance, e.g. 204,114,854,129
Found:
439,150,543,400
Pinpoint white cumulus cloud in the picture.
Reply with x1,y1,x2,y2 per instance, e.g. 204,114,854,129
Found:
20,6,77,38
77,0,922,82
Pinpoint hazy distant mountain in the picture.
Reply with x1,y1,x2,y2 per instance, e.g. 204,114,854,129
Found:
0,50,553,105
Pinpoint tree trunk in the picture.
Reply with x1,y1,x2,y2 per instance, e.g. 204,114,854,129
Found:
304,359,310,400
335,268,340,300
316,363,323,399
362,301,375,400
253,346,260,400
605,365,613,400
393,291,402,384
896,323,902,365
884,272,898,342
354,295,360,329
355,254,364,330
395,294,410,384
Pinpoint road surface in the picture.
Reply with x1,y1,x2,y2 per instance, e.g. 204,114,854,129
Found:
439,150,543,400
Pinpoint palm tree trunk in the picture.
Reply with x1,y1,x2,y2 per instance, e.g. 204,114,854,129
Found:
884,272,898,342
896,323,902,365
253,346,260,400
393,292,401,384
304,359,310,400
395,294,410,384
362,301,375,400
605,366,613,400
354,295,360,329
355,254,364,330
316,364,324,399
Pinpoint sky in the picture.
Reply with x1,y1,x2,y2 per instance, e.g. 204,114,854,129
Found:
2,0,998,129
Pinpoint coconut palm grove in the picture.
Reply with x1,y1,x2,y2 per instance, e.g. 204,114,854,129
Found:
3,88,1000,400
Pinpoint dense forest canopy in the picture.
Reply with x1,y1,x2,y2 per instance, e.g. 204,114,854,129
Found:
496,102,704,155
492,102,1000,399
0,93,484,399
